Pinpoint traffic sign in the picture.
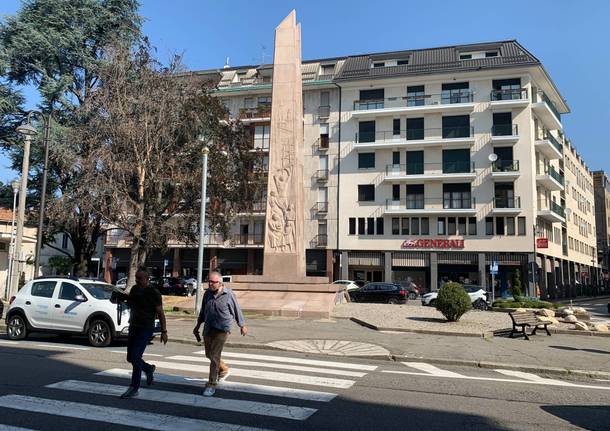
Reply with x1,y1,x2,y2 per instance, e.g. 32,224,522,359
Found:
490,261,499,274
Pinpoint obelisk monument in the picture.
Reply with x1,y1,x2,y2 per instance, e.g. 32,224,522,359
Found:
263,10,305,278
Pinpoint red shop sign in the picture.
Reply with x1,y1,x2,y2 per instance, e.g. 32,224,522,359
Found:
401,239,465,249
536,238,549,248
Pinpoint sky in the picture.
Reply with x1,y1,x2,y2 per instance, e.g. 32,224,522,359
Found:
1,0,609,181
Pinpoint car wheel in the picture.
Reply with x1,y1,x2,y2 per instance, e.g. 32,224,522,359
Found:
429,299,437,307
388,298,399,304
88,319,112,347
7,314,28,340
473,299,488,311
408,292,417,300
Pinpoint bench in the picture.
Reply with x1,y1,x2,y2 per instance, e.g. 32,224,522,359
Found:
508,310,551,340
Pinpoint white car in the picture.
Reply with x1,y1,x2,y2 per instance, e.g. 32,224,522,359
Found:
332,280,360,291
5,277,136,347
421,284,488,310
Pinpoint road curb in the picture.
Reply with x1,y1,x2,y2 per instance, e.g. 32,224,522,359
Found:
349,317,493,339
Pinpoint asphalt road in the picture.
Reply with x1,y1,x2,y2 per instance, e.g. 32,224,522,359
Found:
0,334,609,431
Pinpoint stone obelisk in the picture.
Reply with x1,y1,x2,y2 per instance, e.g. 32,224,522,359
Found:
263,11,305,278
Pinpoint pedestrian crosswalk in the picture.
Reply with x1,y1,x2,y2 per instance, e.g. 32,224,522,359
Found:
0,348,377,430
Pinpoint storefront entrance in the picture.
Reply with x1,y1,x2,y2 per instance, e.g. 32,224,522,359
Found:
350,268,383,284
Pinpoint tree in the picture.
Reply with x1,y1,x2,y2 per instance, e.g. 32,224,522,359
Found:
48,255,73,275
512,269,523,300
0,0,142,275
75,43,263,285
435,282,472,322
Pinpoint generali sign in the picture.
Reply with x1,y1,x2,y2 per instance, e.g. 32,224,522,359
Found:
401,239,465,249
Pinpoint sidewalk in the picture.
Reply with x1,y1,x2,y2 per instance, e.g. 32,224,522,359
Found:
166,315,610,377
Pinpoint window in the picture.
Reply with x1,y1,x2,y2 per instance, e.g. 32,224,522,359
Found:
442,149,470,173
254,124,271,150
406,117,424,140
320,91,330,106
367,217,375,235
393,119,401,136
359,89,384,100
458,217,466,235
441,82,470,104
448,217,456,235
373,62,385,68
468,217,477,235
437,217,446,235
397,59,409,65
358,152,375,169
507,217,515,236
321,65,334,76
485,51,498,58
443,183,471,209
358,121,376,143
493,147,514,172
392,218,400,235
376,218,384,235
59,282,83,301
31,281,56,298
406,184,424,209
392,184,400,200
358,218,365,235
61,233,69,250
421,218,429,235
392,151,400,165
401,217,409,235
442,115,470,138
257,96,271,108
411,218,420,235
492,112,512,136
407,85,425,107
496,217,505,235
319,123,329,148
406,150,424,175
358,185,375,201
492,78,522,100
459,53,472,60
486,217,494,235
349,218,356,235
494,182,515,208
244,97,256,109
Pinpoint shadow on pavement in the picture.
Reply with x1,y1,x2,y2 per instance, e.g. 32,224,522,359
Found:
407,317,447,323
541,405,610,431
548,345,610,355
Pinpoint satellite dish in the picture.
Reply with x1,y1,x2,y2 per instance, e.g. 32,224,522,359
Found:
488,153,498,162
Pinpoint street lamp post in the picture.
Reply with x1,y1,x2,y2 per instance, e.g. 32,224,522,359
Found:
11,121,37,298
4,180,20,300
195,142,210,315
33,111,52,276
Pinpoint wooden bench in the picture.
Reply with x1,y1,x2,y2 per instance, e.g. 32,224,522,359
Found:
509,310,551,340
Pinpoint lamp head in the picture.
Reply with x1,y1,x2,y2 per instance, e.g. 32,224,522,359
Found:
10,179,19,193
16,123,37,137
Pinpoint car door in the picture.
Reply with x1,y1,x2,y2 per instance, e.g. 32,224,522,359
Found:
28,280,59,328
54,282,90,331
360,284,377,303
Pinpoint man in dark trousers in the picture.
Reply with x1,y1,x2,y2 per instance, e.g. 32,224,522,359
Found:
193,271,247,397
118,269,168,399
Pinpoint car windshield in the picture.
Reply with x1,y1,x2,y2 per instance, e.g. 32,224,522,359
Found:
81,283,115,300
463,285,481,293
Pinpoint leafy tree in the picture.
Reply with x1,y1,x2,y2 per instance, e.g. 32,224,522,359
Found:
0,0,142,275
48,255,73,275
74,43,263,285
512,269,523,300
435,282,472,322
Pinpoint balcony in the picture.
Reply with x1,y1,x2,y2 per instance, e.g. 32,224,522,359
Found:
535,132,563,159
491,160,520,180
313,136,329,152
384,161,476,183
315,201,329,214
312,234,328,248
492,196,521,214
351,90,475,118
536,166,564,191
230,233,264,247
314,169,329,183
250,141,270,152
538,200,566,223
237,199,267,216
318,105,330,119
239,106,271,123
490,124,519,144
532,90,562,130
489,88,529,109
354,126,475,150
385,197,476,215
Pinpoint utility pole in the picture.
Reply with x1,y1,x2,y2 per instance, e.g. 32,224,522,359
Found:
34,111,52,276
195,143,210,315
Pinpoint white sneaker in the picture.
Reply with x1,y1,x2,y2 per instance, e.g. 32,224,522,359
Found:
219,370,231,382
202,385,216,397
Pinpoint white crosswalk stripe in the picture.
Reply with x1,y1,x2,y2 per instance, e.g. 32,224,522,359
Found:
0,425,36,431
168,355,368,377
0,395,269,431
98,368,337,401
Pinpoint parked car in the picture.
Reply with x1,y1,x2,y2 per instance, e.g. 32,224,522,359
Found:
349,282,408,304
0,298,4,320
393,281,420,299
183,277,197,293
5,276,158,347
354,280,366,288
421,284,488,310
332,280,360,291
161,277,192,296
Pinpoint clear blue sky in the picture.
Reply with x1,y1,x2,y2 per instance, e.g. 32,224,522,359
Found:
1,0,609,181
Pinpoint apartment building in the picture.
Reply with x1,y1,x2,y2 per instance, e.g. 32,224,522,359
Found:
103,40,600,298
593,170,610,273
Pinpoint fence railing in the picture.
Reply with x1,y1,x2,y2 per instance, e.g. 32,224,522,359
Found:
491,124,518,136
353,90,474,111
385,197,476,210
538,199,566,218
493,196,521,209
315,202,329,213
490,88,528,101
231,233,264,246
313,234,328,247
315,169,329,182
239,106,272,119
492,160,520,172
533,90,562,122
356,126,474,143
385,161,475,176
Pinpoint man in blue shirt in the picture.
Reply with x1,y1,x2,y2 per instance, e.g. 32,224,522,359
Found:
193,271,247,397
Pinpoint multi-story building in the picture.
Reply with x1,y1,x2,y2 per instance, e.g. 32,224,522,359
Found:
593,170,610,274
103,40,601,299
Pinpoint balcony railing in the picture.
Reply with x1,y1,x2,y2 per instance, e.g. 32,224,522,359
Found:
386,161,475,176
315,202,329,213
491,124,518,136
251,199,267,213
386,197,476,210
533,90,561,122
313,234,328,247
541,165,564,186
490,88,528,101
353,90,474,111
239,106,272,120
315,169,329,182
231,233,264,246
252,140,270,151
494,196,521,209
313,135,329,151
537,131,563,153
318,105,330,119
492,160,520,172
539,200,566,218
356,126,474,143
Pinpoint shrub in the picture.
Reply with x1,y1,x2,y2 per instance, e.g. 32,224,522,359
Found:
512,269,523,300
492,299,556,309
435,282,472,322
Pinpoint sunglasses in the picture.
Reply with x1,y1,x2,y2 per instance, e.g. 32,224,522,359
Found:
209,280,221,284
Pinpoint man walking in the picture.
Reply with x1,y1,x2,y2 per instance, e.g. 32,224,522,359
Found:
193,271,247,397
117,269,168,399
